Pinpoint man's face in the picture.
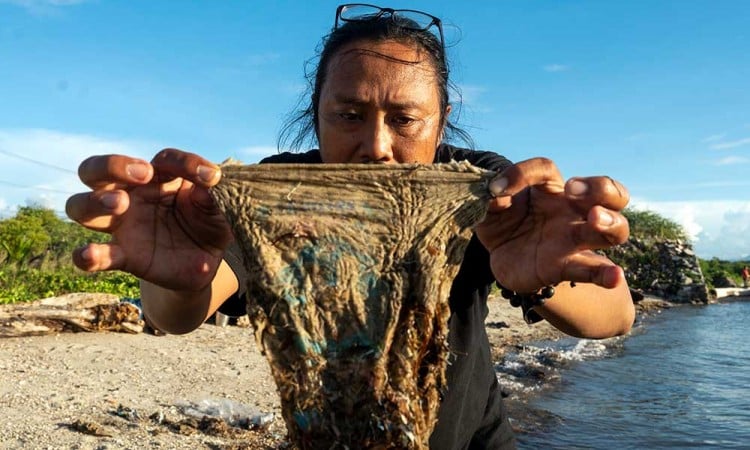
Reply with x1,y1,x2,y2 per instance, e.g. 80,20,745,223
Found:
317,39,447,164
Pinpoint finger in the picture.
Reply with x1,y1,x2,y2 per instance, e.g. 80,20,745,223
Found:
151,148,221,188
488,157,565,198
79,154,154,189
485,188,527,213
565,176,630,212
66,190,130,231
561,251,625,289
570,207,630,250
188,182,221,212
72,243,127,272
588,206,629,244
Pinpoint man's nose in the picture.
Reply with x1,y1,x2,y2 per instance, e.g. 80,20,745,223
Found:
359,118,394,163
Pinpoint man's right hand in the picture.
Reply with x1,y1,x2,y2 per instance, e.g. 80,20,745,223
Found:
66,148,233,293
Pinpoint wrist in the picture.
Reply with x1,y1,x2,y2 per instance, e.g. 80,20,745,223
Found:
496,282,560,324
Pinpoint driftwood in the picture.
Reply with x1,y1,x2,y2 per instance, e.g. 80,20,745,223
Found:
210,162,494,449
0,293,143,337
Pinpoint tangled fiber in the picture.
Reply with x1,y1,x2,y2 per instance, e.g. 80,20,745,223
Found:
210,162,493,449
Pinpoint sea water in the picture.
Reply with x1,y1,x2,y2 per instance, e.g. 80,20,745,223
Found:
498,301,750,449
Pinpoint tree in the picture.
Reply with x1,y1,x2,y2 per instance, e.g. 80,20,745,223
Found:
0,205,106,269
0,206,138,303
0,207,50,267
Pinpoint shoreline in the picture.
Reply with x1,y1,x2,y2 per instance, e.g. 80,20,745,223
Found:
0,294,673,448
495,295,675,436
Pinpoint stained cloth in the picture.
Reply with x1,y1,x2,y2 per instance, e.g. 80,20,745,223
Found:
219,144,517,449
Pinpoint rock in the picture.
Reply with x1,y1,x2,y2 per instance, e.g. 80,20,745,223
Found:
712,275,737,288
604,238,709,304
629,289,645,302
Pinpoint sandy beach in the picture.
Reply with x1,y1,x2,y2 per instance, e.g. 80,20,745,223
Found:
0,294,627,449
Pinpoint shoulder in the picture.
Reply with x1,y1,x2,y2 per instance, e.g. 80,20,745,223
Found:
260,149,322,164
435,144,512,172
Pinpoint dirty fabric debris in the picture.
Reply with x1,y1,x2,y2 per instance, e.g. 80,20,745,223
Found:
210,162,494,449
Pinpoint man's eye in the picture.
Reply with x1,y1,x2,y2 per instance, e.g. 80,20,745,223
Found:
392,116,415,126
339,112,360,121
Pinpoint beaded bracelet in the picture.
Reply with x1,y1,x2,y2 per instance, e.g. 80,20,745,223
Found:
495,282,559,324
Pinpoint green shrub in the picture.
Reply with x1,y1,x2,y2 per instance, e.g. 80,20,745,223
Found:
0,205,135,304
603,208,695,294
623,207,688,243
699,257,749,289
0,267,139,304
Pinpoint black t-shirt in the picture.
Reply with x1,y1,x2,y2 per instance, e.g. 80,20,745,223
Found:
220,144,517,449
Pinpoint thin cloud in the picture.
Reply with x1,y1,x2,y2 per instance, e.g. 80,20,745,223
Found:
710,137,750,150
1,0,85,5
0,0,88,14
543,64,570,73
702,133,726,143
715,156,750,166
629,179,750,191
456,85,486,103
0,128,156,215
452,84,492,113
702,207,750,260
629,198,750,259
697,180,750,188
628,200,704,242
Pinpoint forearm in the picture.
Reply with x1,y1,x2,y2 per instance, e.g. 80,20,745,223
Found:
534,280,635,339
140,259,239,334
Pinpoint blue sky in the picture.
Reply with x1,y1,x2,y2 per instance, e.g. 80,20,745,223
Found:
1,0,748,260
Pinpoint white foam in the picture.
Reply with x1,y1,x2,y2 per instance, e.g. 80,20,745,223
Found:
494,336,625,398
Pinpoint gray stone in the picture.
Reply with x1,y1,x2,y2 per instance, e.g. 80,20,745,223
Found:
604,237,709,304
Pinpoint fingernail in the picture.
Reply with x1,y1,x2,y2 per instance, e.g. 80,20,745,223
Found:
598,210,615,226
569,180,588,196
126,163,150,181
489,177,508,196
100,192,119,209
81,246,92,261
197,165,219,184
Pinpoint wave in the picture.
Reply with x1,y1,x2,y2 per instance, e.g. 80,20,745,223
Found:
495,334,628,398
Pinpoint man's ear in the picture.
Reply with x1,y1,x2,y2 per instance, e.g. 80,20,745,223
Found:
439,104,452,142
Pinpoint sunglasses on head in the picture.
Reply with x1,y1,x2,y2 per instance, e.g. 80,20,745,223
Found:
334,3,445,51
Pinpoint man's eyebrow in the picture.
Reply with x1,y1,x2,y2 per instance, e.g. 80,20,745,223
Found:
331,95,367,106
331,95,424,109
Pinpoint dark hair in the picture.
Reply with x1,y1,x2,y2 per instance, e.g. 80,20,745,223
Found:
278,15,473,151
